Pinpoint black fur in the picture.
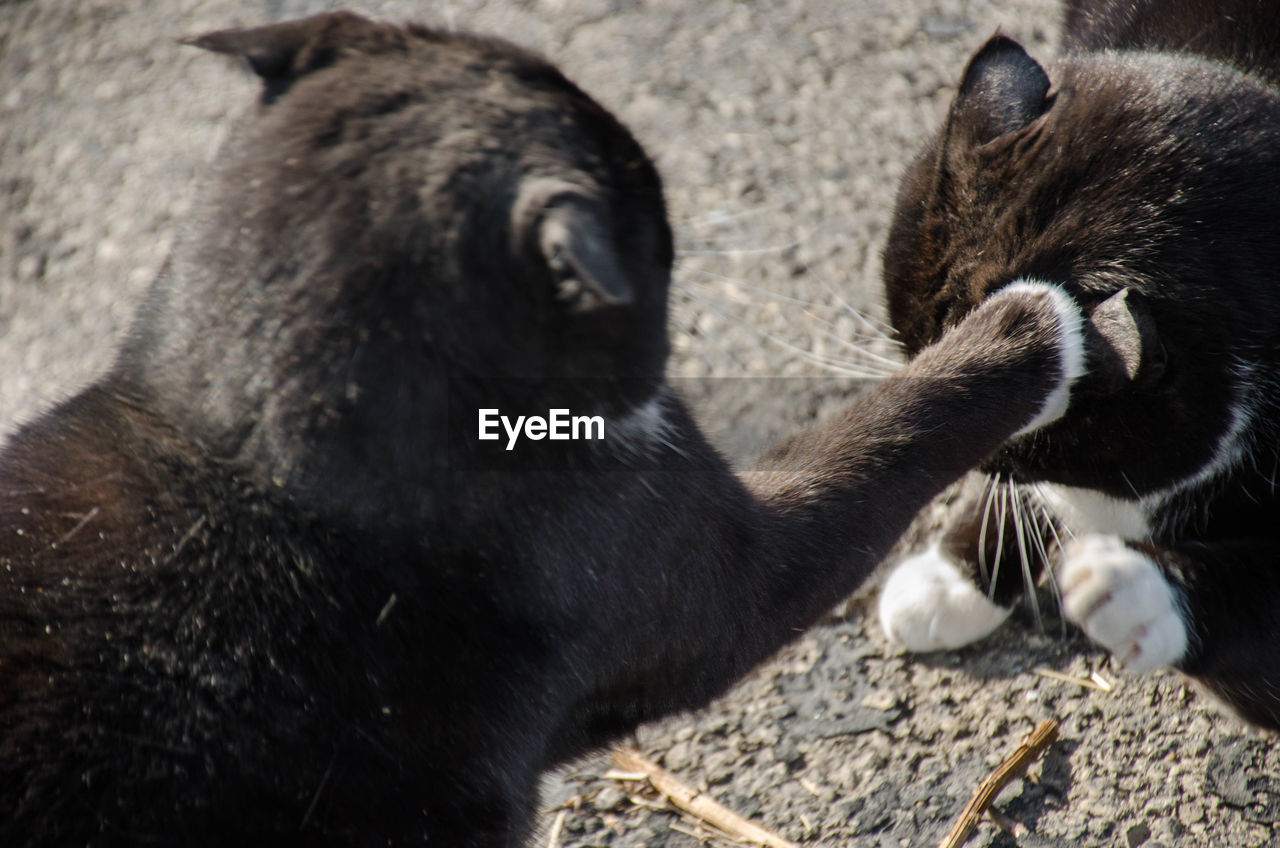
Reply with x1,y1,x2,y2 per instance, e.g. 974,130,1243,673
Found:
883,0,1280,728
0,12,1080,846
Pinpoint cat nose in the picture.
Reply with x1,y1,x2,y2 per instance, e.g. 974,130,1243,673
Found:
1084,288,1165,394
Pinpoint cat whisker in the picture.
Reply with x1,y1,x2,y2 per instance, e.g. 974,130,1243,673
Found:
674,263,843,310
674,203,901,355
988,478,1010,602
672,214,901,379
816,325,901,356
673,199,792,232
1029,494,1068,638
738,173,890,333
760,335,897,380
1120,471,1143,499
792,250,901,341
676,239,803,257
977,473,1002,587
671,281,898,380
686,216,896,348
1034,482,1077,543
835,300,899,346
797,310,904,369
678,270,901,365
1009,480,1045,633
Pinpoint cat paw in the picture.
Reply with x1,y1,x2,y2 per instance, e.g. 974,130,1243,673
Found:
1060,534,1188,672
996,280,1086,436
878,545,1011,651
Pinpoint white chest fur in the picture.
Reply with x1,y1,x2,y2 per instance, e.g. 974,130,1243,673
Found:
1036,484,1152,541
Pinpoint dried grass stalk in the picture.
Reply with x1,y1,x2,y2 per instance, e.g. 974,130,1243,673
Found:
610,747,799,848
937,719,1059,848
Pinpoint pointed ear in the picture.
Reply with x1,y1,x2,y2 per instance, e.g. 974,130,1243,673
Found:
1087,288,1165,392
181,11,401,97
949,35,1051,146
515,180,632,314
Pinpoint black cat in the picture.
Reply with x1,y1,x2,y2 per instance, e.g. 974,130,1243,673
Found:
877,0,1280,729
0,12,1086,847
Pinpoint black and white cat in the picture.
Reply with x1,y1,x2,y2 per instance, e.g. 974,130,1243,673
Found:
0,11,1085,847
878,0,1280,729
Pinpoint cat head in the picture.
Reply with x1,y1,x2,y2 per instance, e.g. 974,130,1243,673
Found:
884,34,1280,499
117,13,673,512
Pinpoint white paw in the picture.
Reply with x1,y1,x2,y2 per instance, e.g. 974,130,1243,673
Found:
1060,534,1188,672
878,545,1011,651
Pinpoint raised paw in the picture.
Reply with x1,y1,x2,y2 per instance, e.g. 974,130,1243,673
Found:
1060,534,1188,672
995,280,1086,437
878,545,1011,651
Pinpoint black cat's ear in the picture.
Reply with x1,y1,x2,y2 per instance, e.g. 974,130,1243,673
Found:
949,35,1051,146
515,180,632,314
1087,288,1166,392
181,11,400,97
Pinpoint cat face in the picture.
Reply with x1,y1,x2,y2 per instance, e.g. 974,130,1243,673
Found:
885,36,1280,499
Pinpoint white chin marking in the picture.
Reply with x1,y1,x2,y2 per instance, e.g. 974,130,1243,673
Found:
1060,534,1188,672
995,280,1086,437
878,545,1011,652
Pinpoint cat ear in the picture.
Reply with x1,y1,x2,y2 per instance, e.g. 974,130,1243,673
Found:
949,35,1051,146
182,11,400,94
1088,288,1165,391
515,180,633,314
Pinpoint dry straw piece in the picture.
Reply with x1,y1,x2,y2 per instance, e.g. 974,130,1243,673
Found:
610,747,799,848
937,719,1060,848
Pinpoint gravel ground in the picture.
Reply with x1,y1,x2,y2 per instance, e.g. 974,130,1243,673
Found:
3,1,1277,846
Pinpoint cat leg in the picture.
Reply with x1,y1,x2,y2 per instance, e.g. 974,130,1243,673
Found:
1060,535,1280,728
879,476,1055,651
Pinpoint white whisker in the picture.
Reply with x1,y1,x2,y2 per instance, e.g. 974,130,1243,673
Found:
793,302,906,356
673,295,886,379
671,198,903,382
1009,481,1044,632
674,264,839,310
977,474,1001,587
1036,482,1078,542
674,268,900,369
791,247,900,340
762,335,896,380
674,200,792,232
810,325,904,370
672,282,897,380
990,480,1009,601
743,171,900,340
677,240,802,257
1030,497,1068,638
